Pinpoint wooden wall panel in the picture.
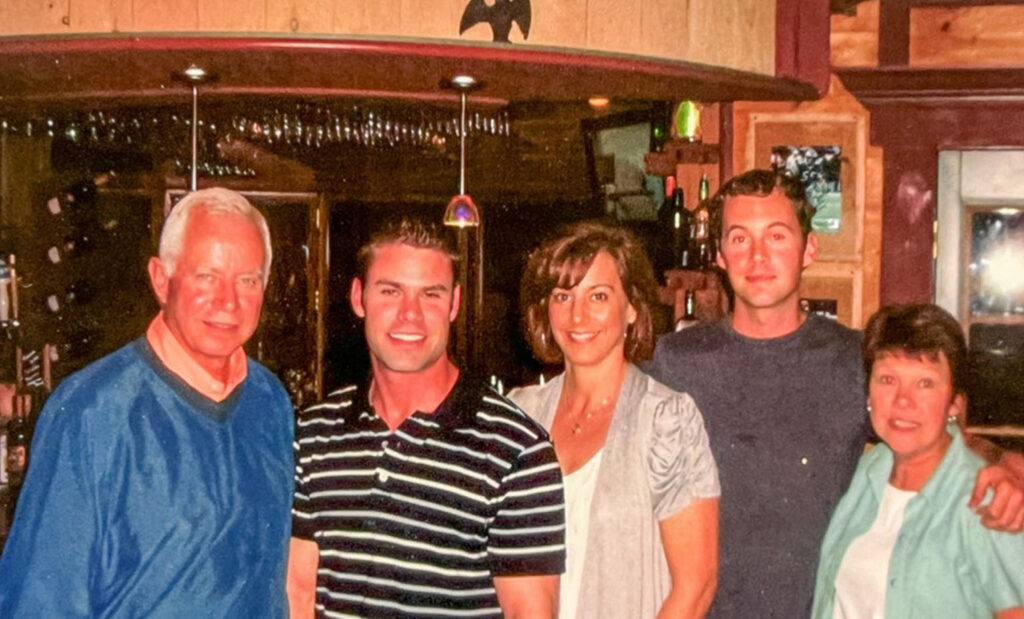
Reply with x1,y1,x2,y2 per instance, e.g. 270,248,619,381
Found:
911,6,1024,67
132,0,197,30
266,0,332,33
586,0,642,56
331,0,368,33
639,0,687,61
685,0,775,78
0,0,70,34
530,0,587,48
830,0,877,68
70,0,134,32
201,0,265,31
399,0,458,39
355,0,403,36
0,0,778,77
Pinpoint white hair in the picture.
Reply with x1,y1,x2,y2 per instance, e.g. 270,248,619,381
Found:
159,188,273,285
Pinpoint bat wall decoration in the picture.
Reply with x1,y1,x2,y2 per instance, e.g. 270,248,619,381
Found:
459,0,531,43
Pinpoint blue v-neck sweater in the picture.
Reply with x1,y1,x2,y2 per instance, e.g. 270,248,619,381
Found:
0,338,294,617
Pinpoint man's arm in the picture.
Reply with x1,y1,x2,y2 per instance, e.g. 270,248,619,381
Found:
657,497,720,619
286,537,319,619
964,432,1024,532
493,574,559,618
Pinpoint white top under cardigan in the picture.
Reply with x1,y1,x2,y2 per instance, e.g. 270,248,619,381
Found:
560,449,604,619
509,363,720,619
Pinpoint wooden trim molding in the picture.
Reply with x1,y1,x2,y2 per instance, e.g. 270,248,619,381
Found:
837,66,1024,102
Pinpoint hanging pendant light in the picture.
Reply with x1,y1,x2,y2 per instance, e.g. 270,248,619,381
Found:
175,64,215,192
443,75,481,228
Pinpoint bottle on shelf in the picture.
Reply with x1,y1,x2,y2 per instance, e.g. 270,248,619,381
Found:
675,290,699,331
45,234,97,265
2,254,19,329
45,178,98,220
672,101,702,143
664,177,692,269
5,394,30,490
44,279,97,315
689,173,715,270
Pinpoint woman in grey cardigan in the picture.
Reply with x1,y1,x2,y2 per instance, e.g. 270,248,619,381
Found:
508,222,720,619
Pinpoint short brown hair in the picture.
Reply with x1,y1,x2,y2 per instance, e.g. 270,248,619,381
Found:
356,218,460,282
862,303,968,396
708,168,816,245
520,221,658,364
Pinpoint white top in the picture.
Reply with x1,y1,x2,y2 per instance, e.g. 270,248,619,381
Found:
559,449,605,619
832,483,918,619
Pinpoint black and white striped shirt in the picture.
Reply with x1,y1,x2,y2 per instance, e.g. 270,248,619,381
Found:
292,376,566,618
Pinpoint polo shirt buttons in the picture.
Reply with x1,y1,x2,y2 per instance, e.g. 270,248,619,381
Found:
378,470,390,482
382,440,389,448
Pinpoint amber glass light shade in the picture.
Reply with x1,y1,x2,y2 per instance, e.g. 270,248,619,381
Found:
443,194,480,228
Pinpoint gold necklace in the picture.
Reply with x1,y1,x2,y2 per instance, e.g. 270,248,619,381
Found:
570,397,611,435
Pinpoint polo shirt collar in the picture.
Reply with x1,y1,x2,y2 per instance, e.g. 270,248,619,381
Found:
359,370,485,428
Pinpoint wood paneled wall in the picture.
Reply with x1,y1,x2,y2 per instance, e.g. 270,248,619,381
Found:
831,0,878,68
0,0,776,76
910,5,1024,67
831,0,1024,69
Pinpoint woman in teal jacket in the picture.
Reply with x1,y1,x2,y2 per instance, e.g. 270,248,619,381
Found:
812,303,1024,619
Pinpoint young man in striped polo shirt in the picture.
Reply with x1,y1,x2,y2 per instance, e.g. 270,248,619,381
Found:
288,219,566,618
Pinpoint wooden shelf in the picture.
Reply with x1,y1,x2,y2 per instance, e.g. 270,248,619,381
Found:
644,141,719,176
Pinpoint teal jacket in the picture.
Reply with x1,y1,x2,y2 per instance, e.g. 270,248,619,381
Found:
812,425,1024,618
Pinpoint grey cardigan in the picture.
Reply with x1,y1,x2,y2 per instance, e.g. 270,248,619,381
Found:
509,364,720,619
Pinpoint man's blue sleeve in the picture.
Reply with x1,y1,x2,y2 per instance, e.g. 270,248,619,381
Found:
0,384,102,617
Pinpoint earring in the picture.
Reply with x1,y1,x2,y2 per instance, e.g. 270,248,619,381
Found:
866,401,872,414
947,414,958,425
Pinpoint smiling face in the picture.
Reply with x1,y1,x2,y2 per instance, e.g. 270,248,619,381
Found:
351,243,460,376
547,251,637,370
716,188,818,321
869,351,963,466
148,209,266,377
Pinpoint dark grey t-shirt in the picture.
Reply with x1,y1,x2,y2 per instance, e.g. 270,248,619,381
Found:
647,315,868,619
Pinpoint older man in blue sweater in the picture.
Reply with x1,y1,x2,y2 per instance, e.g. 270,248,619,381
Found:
0,188,294,617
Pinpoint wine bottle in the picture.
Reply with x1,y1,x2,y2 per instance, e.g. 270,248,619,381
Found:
44,179,97,219
46,234,96,265
691,209,713,270
675,290,699,331
699,173,711,202
44,279,97,314
5,394,30,489
665,178,689,269
0,257,11,325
